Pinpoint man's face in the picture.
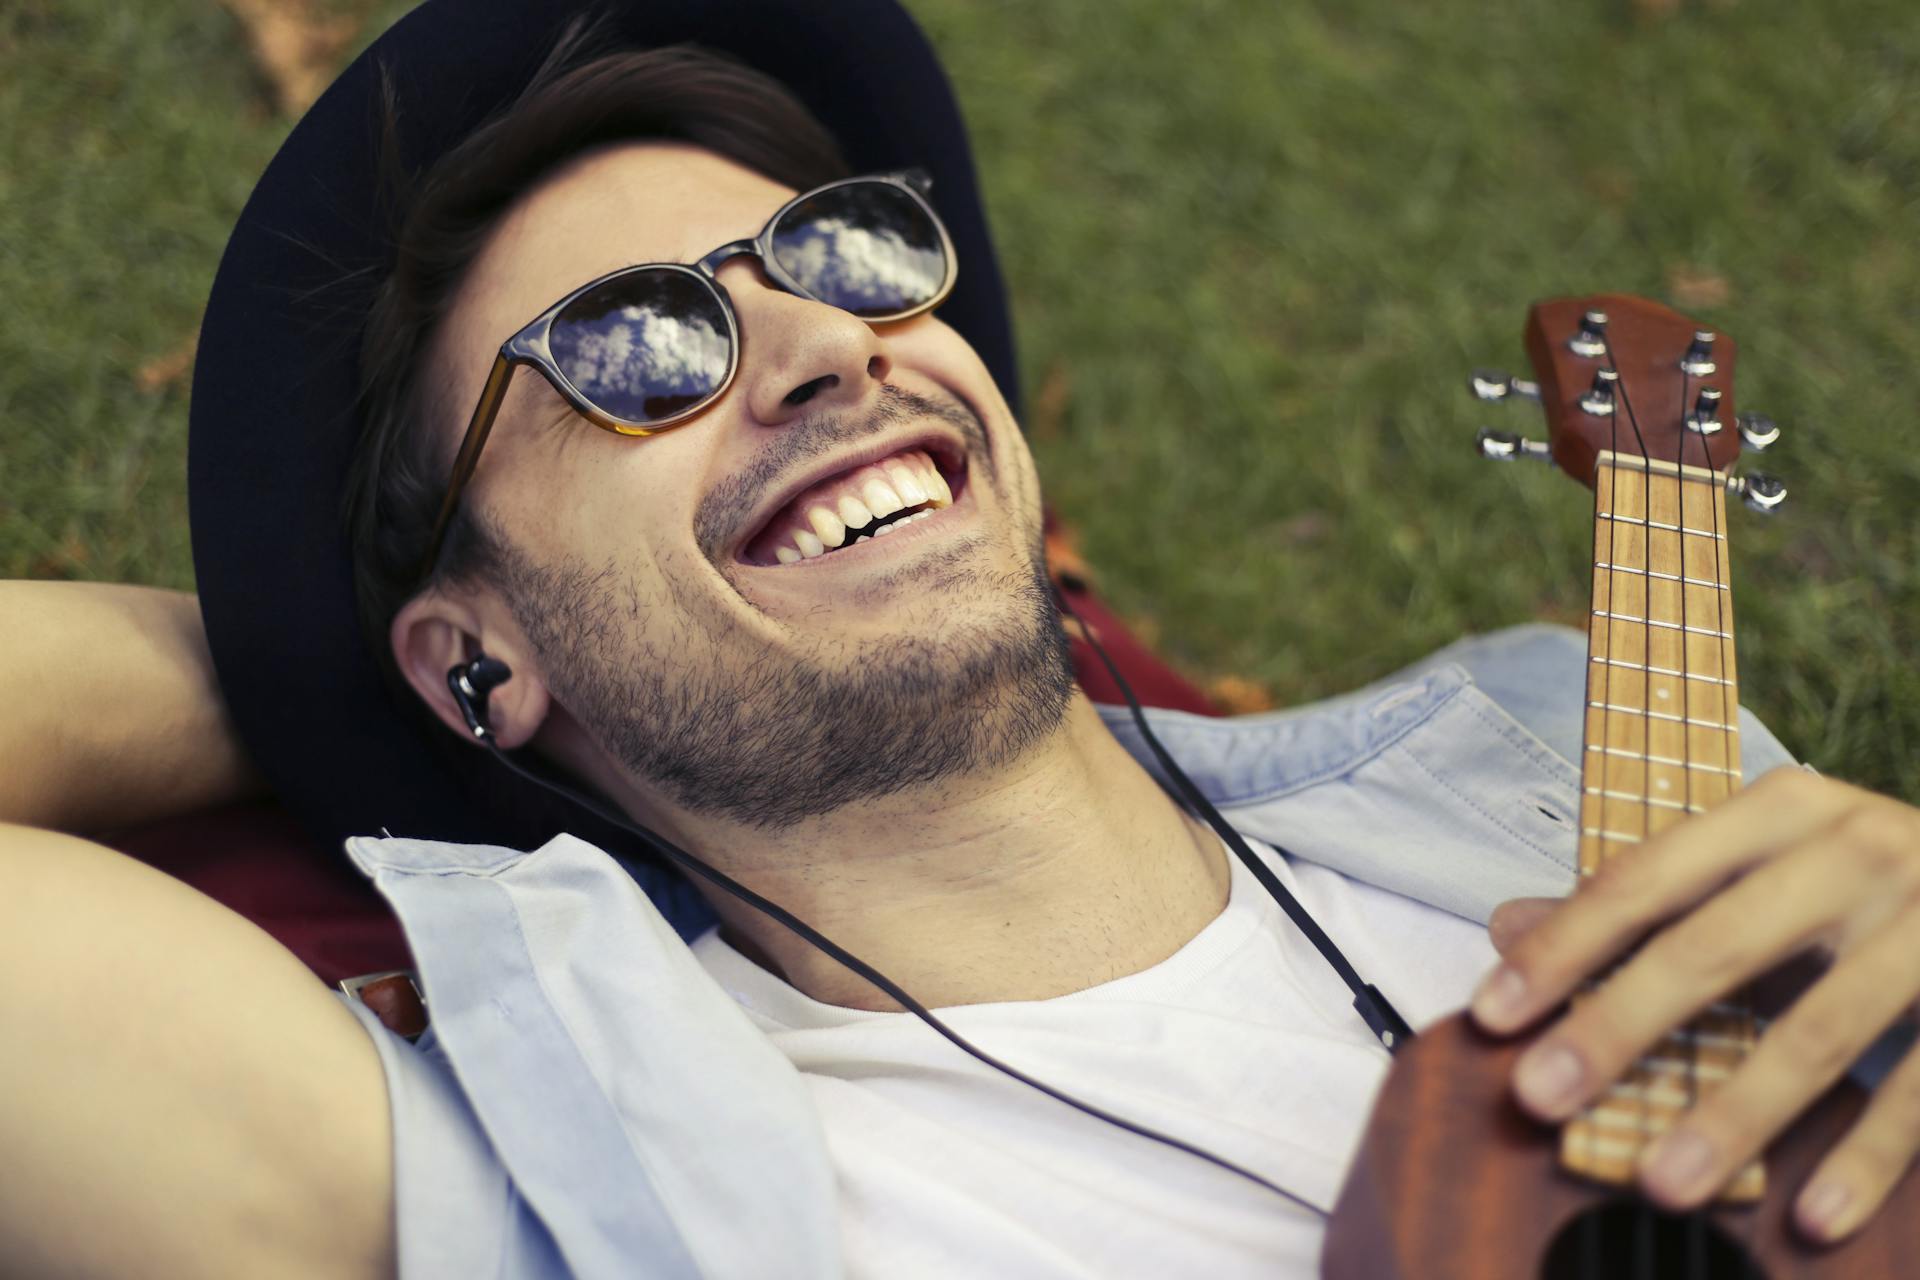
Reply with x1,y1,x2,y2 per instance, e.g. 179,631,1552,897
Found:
423,141,1075,831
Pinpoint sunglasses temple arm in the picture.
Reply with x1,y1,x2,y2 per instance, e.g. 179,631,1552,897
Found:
419,353,515,581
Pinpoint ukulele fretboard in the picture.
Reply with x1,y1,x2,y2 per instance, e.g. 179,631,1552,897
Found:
1561,453,1763,1201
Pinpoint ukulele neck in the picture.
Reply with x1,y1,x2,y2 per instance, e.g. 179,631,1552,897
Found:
1579,450,1744,869
1561,450,1764,1200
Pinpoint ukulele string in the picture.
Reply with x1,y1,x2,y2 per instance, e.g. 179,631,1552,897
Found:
1600,330,1662,1173
1678,351,1758,1164
1676,365,1705,1126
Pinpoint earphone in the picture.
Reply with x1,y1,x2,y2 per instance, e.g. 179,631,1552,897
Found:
441,586,1413,1210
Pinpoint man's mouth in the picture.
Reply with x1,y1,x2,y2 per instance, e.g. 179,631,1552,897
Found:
739,445,969,567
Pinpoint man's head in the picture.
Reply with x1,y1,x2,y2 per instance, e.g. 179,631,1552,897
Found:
348,41,1076,837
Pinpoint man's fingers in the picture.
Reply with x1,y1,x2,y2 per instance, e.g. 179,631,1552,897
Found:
1627,908,1920,1211
1503,843,1873,1122
1487,897,1558,956
1472,770,1858,1034
1793,1034,1920,1244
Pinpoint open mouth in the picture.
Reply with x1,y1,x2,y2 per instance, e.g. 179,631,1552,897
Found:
738,443,970,567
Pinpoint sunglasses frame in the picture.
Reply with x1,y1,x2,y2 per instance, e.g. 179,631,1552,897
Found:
417,168,956,581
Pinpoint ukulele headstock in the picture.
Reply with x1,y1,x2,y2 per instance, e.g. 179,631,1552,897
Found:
1471,293,1786,509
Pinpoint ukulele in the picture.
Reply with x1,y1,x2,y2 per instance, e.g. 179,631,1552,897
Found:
1321,296,1917,1278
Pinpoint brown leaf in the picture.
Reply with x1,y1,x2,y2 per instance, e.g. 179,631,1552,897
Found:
135,328,200,393
222,0,369,116
1274,511,1329,546
1207,674,1277,715
28,530,93,579
1030,361,1073,441
1666,264,1732,310
1044,518,1096,591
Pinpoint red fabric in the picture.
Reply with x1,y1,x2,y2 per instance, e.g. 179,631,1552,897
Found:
107,802,415,988
107,562,1220,983
1056,578,1221,717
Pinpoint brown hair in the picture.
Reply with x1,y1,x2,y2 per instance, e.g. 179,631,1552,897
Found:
344,26,848,679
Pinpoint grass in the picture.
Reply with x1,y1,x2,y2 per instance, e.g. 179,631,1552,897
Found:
3,0,1915,801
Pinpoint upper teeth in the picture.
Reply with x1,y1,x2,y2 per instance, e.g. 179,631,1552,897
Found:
766,449,954,564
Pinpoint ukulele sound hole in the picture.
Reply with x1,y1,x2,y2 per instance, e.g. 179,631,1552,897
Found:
1540,1200,1762,1280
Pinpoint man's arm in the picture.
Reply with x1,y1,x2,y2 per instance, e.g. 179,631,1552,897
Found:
0,582,263,832
0,822,395,1278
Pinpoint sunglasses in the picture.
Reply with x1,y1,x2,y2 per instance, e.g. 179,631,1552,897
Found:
418,168,958,579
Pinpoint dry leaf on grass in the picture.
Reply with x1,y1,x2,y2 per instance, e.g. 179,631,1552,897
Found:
222,0,369,116
28,530,94,579
1274,511,1329,546
135,329,200,393
1666,264,1732,310
1044,518,1096,591
1207,674,1277,715
1031,362,1073,440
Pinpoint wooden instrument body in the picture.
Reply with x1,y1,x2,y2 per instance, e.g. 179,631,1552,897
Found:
1322,1013,1916,1278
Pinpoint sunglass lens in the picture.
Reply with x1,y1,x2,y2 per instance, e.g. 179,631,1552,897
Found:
770,183,949,318
550,270,732,422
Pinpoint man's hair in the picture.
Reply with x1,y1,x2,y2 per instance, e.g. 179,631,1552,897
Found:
344,27,850,681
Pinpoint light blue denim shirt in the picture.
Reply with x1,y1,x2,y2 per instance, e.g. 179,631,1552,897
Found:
333,624,1804,1279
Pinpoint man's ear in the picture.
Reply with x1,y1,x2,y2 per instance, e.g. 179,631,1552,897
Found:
390,593,551,750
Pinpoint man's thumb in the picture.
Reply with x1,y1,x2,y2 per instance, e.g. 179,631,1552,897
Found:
1487,897,1558,955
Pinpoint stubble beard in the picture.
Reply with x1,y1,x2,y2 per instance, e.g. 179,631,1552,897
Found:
493,396,1077,832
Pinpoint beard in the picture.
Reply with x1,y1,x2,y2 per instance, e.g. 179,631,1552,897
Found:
490,393,1078,832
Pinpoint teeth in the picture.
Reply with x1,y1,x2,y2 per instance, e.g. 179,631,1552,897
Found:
775,546,801,565
837,494,874,529
806,505,845,548
794,529,826,558
884,463,929,507
924,466,953,505
862,478,905,519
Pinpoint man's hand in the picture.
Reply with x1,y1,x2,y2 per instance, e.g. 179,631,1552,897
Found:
1470,768,1920,1244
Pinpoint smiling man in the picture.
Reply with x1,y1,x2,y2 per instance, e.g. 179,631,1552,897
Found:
7,9,1920,1280
371,134,1236,1021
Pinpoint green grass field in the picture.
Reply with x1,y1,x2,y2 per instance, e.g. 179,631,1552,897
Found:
4,0,1915,800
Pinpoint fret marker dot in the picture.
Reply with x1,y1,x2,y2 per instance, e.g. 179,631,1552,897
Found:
1655,778,1671,792
1655,688,1670,701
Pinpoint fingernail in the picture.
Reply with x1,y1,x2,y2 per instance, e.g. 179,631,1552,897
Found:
1798,1181,1853,1239
1514,1042,1584,1115
1473,964,1527,1027
1643,1130,1716,1200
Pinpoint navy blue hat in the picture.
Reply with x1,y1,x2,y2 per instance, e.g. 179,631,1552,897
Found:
188,0,1020,932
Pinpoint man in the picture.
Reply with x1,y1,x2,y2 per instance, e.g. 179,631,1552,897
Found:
6,8,1920,1279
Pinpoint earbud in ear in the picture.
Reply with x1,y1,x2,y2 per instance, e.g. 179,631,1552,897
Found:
446,654,514,741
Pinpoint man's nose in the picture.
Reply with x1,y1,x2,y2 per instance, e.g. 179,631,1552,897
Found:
716,257,892,425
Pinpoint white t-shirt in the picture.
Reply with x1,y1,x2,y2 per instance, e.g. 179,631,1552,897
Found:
691,832,1501,1277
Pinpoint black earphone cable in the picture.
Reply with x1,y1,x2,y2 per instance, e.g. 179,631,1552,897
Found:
1049,587,1413,1053
445,581,1411,1210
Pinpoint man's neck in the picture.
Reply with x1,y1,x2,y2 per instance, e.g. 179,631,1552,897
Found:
637,694,1231,1010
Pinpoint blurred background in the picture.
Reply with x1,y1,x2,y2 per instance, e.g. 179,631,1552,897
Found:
2,0,1914,800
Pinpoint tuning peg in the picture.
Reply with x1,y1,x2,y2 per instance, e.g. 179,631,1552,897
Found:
1726,472,1787,513
1476,427,1552,464
1568,309,1609,359
1579,368,1620,416
1679,330,1718,376
1736,412,1780,450
1686,387,1724,436
1468,370,1541,403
